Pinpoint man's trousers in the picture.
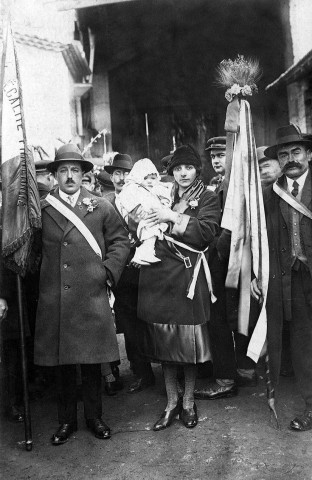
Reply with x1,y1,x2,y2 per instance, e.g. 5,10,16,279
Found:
56,364,102,425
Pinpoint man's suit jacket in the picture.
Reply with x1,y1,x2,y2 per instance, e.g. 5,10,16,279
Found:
263,166,312,385
34,187,130,366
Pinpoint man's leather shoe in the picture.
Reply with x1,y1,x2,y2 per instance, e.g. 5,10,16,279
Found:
105,382,117,396
180,403,198,428
153,401,182,431
7,405,24,423
289,411,312,431
51,423,77,445
86,418,111,439
128,376,155,394
194,382,238,400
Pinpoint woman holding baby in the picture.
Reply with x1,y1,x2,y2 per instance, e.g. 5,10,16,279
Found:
136,144,220,431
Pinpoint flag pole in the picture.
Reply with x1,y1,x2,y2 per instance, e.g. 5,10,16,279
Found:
16,275,33,450
145,113,150,158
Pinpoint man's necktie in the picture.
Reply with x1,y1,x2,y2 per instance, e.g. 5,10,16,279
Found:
67,195,74,206
291,180,299,198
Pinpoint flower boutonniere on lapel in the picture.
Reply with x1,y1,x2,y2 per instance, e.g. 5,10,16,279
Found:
82,197,98,213
189,199,199,210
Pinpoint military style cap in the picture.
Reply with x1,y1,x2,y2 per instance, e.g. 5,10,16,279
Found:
264,124,312,160
47,144,94,173
205,136,226,151
35,160,51,174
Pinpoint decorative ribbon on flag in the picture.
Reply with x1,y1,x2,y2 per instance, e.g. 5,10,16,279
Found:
1,22,41,276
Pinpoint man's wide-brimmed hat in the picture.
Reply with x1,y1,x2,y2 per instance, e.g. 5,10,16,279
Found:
205,136,226,152
47,144,94,173
104,153,133,174
264,124,312,160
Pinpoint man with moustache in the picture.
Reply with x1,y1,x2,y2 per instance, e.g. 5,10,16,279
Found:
251,124,312,431
34,144,130,445
104,154,155,393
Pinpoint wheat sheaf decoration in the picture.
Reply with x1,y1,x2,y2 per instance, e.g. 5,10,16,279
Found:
216,54,262,103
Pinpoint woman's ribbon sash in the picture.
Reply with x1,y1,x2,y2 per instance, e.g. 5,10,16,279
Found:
164,234,216,303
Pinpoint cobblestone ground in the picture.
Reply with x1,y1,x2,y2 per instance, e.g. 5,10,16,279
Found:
1,336,312,480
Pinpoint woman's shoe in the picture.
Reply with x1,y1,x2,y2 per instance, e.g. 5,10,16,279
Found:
153,402,182,431
180,403,198,428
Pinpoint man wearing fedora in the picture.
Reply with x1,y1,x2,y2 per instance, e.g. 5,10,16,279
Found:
34,144,130,445
257,146,282,188
251,124,312,431
104,154,155,393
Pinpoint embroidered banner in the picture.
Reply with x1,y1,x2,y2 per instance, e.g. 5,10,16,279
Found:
1,23,41,276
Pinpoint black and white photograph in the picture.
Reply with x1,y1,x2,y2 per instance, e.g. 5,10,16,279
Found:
1,0,312,478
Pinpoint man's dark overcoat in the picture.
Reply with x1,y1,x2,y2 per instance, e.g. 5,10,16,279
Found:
104,191,140,333
34,186,130,366
263,166,312,386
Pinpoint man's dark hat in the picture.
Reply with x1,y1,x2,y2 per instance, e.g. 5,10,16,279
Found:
256,146,273,163
47,144,94,173
104,153,133,174
167,144,202,176
35,160,51,174
96,170,114,189
264,124,312,160
205,136,226,151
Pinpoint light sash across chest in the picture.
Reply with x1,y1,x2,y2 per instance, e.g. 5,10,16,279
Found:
46,194,102,259
273,182,312,219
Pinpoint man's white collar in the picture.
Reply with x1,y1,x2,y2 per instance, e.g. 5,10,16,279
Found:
59,188,81,206
286,169,309,192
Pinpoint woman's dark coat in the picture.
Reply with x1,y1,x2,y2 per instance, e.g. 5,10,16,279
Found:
138,189,220,364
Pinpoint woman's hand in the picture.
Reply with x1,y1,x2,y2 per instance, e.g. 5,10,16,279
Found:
250,279,263,302
0,298,8,321
144,207,177,227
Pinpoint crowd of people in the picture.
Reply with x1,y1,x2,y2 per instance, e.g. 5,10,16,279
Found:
1,122,312,445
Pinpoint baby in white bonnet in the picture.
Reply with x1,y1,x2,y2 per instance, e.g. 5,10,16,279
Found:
118,158,172,265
